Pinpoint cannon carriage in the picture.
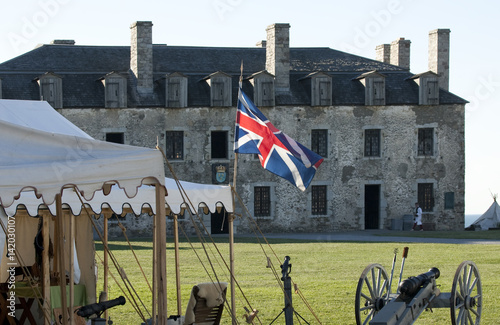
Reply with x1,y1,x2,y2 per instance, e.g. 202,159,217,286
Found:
355,247,482,325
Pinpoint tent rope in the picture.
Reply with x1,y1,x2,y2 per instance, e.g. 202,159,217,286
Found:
232,188,323,324
158,145,263,325
74,191,149,323
115,215,153,293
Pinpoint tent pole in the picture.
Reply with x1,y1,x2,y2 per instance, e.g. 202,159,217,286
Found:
155,184,167,324
69,211,74,325
174,214,182,315
55,193,68,325
42,211,51,325
103,210,110,321
152,207,157,324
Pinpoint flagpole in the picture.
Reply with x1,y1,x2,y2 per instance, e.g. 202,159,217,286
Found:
229,61,244,324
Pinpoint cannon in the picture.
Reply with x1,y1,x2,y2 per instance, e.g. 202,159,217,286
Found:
76,296,126,325
355,247,482,325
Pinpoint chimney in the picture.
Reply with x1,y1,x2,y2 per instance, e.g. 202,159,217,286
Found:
266,23,290,91
256,40,266,48
375,44,391,64
130,21,154,94
428,29,450,91
390,38,411,70
50,39,75,45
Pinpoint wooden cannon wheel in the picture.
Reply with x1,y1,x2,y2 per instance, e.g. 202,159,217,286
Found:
450,260,482,325
355,263,390,325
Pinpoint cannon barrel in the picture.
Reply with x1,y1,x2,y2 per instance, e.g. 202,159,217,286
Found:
398,267,440,296
76,296,126,318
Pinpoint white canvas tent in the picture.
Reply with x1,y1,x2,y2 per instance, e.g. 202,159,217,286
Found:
471,197,500,230
0,99,233,324
0,99,170,324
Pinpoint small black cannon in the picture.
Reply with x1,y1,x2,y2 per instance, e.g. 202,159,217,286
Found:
355,248,482,325
76,296,126,325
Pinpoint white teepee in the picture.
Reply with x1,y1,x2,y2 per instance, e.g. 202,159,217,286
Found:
471,194,500,230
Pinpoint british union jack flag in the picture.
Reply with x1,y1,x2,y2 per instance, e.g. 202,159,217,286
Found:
234,88,323,191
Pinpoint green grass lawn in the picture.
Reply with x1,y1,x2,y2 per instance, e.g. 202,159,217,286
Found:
377,229,500,240
96,235,500,324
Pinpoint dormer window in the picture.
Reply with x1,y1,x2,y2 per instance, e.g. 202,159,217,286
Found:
100,72,127,108
300,72,332,106
246,71,275,106
165,72,188,108
408,71,439,105
35,72,63,108
355,71,386,106
203,71,232,107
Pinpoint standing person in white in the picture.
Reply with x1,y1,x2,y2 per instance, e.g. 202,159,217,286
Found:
412,202,423,231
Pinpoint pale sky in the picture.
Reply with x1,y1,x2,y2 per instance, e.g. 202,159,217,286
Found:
1,0,498,214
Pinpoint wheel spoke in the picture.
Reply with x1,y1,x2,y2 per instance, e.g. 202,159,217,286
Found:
470,306,480,317
365,277,375,299
468,276,478,294
360,292,372,302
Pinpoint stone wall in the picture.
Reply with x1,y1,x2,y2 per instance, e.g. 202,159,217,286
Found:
59,101,465,235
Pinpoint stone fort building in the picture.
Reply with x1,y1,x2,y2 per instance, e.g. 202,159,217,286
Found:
0,22,466,235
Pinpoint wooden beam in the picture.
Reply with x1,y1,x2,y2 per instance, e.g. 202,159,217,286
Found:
103,210,110,321
173,214,181,315
155,184,167,324
41,212,51,325
69,211,74,325
55,194,68,325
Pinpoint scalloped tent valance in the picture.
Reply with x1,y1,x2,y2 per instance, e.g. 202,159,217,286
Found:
5,178,233,217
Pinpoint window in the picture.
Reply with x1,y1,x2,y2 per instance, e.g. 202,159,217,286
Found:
311,185,327,215
165,73,188,108
211,131,228,159
101,72,127,108
248,71,275,107
365,129,381,157
409,72,439,105
254,186,271,217
418,183,434,212
418,128,434,156
444,192,455,210
311,129,328,158
355,71,386,106
106,132,124,144
371,79,386,105
204,72,232,107
312,75,332,106
425,79,439,105
36,73,63,108
166,131,184,160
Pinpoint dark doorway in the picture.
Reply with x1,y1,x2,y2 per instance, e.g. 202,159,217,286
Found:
364,185,380,229
210,209,229,234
